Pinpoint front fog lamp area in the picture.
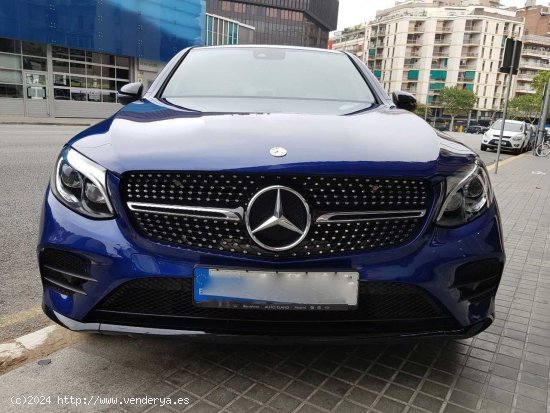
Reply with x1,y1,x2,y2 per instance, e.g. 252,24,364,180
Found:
437,165,492,227
51,148,114,219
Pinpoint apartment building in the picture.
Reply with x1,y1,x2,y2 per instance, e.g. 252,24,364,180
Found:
516,35,550,96
514,4,550,97
331,25,368,61
343,0,523,121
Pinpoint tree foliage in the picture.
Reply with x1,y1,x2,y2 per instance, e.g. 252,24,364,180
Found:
438,87,477,130
532,71,550,96
414,103,428,118
509,94,541,123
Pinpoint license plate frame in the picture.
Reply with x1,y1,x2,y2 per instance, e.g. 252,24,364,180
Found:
193,268,359,311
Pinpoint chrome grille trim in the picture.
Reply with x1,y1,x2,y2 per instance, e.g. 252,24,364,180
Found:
316,210,426,223
127,202,243,222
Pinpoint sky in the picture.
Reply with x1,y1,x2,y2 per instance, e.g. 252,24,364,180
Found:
336,0,546,30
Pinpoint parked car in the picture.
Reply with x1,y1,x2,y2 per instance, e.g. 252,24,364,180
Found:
465,125,485,134
39,46,504,341
481,119,530,155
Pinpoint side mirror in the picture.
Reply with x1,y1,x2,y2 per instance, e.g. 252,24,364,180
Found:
392,91,417,112
117,82,143,105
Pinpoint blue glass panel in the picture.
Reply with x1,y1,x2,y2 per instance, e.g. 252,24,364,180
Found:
0,0,206,62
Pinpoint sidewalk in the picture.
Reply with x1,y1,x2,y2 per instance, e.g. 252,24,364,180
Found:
0,116,99,126
1,154,549,413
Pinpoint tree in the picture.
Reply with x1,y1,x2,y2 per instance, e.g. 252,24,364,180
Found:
532,71,550,96
509,94,541,123
438,87,477,131
414,103,428,119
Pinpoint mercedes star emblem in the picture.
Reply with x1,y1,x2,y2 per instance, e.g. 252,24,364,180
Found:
269,147,287,157
245,185,310,252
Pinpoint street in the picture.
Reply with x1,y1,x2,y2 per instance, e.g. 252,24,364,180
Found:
0,125,85,342
0,126,517,343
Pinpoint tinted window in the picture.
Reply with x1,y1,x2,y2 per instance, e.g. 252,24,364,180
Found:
162,47,376,115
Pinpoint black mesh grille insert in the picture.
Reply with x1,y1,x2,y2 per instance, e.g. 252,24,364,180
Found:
452,259,503,303
91,277,449,323
121,172,432,258
39,249,90,295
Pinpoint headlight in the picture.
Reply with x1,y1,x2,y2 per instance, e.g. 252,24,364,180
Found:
51,147,114,219
437,162,493,227
512,134,523,141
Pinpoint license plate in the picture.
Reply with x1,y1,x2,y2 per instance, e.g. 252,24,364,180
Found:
193,268,359,311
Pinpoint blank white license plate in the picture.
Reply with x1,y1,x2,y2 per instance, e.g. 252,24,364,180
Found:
193,268,359,311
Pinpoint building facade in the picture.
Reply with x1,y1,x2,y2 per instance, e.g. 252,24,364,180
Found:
362,0,523,122
206,14,255,46
516,34,550,96
331,25,368,61
514,3,550,98
205,0,339,48
0,0,204,118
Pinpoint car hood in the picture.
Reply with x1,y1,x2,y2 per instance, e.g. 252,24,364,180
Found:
69,99,477,180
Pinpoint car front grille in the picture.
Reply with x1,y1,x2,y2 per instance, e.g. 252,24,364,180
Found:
490,139,511,147
87,277,456,335
121,172,432,258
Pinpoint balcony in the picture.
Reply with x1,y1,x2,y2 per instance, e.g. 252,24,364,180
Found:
464,20,483,32
463,38,480,45
434,36,451,45
517,73,535,81
371,28,386,37
522,47,550,58
462,51,479,58
409,22,424,33
521,59,549,70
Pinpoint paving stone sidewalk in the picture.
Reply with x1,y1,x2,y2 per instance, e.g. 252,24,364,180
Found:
0,154,549,413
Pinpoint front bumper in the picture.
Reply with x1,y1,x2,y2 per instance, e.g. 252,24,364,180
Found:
39,189,505,339
44,304,494,343
484,139,521,150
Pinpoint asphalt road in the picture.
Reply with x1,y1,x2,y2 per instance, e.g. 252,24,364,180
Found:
0,125,87,342
0,127,514,342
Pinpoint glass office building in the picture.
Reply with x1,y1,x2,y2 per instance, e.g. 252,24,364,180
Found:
206,14,256,46
0,0,204,118
206,0,339,48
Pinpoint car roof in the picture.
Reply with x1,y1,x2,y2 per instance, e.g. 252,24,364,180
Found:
192,44,343,54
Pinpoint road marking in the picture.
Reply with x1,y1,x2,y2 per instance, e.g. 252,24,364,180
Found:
0,306,43,328
486,153,526,171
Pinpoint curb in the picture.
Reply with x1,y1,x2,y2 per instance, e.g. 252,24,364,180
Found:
0,325,84,375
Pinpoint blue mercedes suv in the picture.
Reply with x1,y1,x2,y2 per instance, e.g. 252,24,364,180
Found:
39,46,504,340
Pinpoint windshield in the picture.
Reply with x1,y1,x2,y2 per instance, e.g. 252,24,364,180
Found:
491,120,523,133
161,47,377,115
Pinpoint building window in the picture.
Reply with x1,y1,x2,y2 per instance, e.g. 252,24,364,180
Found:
22,41,46,57
0,83,22,98
23,56,47,71
52,46,130,103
